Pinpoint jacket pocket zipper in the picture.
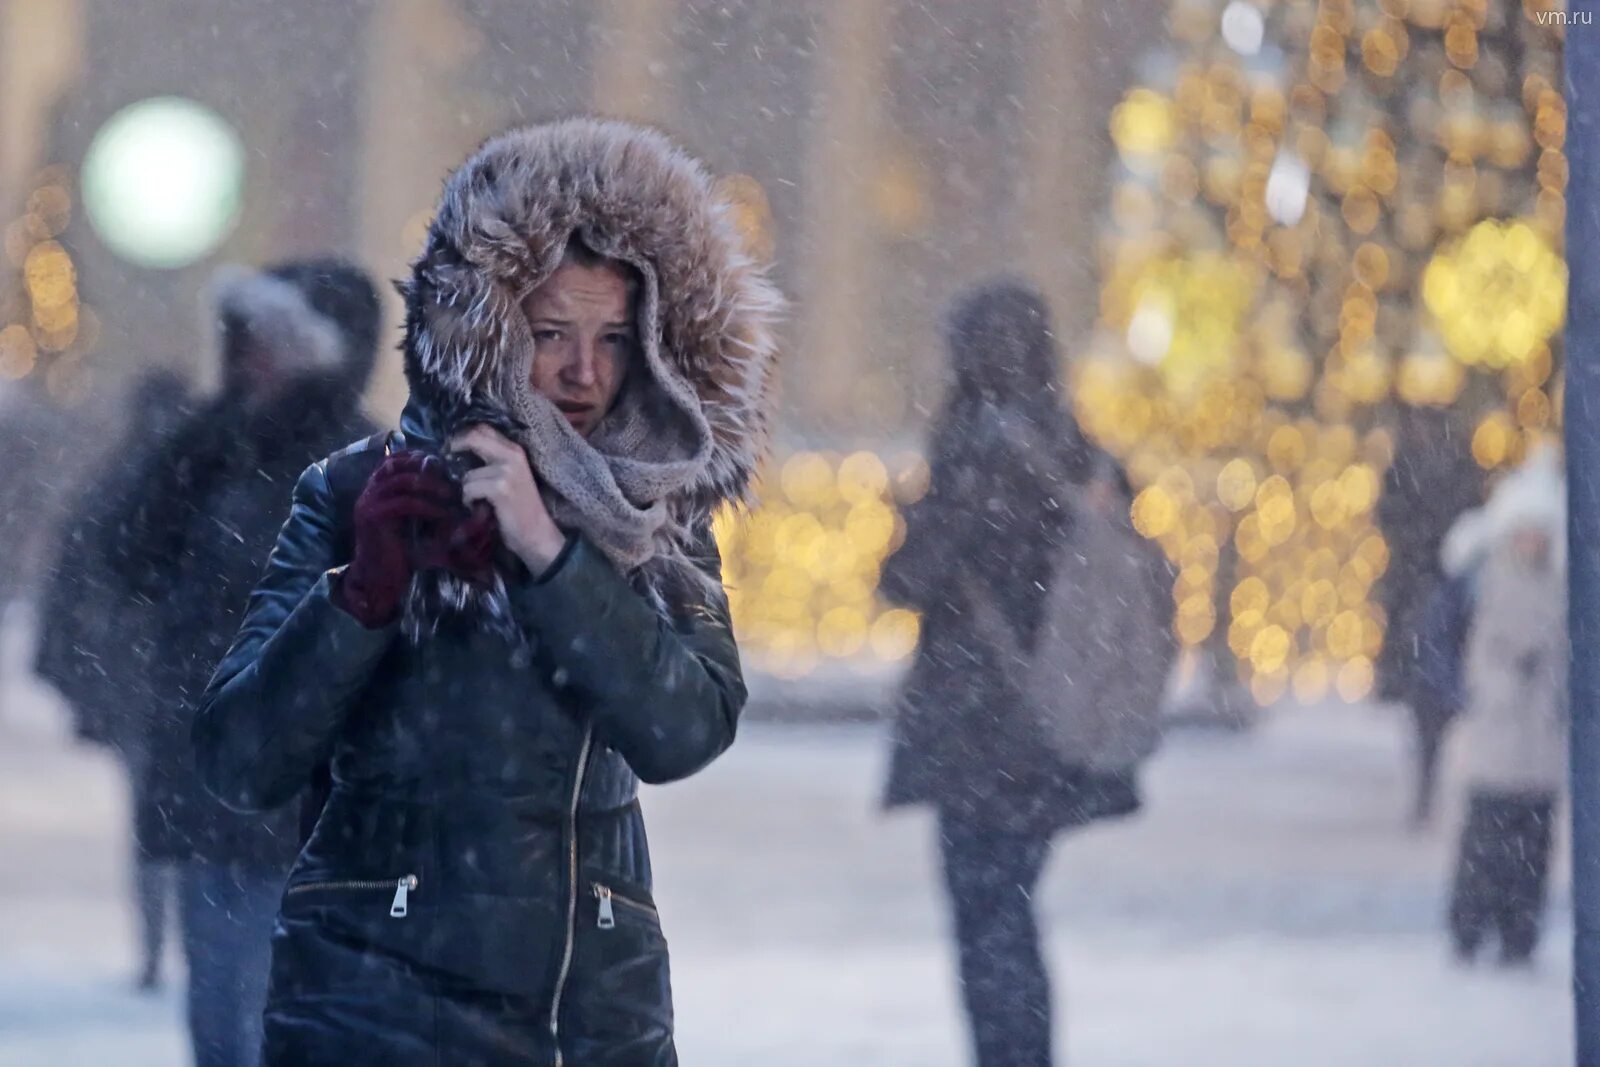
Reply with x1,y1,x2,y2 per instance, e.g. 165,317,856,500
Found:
284,875,419,918
592,883,658,930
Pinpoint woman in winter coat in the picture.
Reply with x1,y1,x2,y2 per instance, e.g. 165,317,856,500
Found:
193,120,780,1067
879,280,1164,1067
113,260,382,1066
1444,448,1568,966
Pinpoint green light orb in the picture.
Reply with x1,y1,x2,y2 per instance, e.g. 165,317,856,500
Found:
82,97,244,269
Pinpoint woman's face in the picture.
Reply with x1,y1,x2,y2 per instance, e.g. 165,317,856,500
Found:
1512,525,1553,568
520,259,636,437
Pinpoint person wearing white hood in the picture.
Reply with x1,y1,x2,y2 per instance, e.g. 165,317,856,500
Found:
1443,446,1568,965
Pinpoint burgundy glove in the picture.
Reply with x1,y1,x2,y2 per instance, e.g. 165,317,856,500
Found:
333,452,458,628
415,500,501,589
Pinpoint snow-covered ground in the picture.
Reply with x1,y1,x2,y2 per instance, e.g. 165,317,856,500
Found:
0,656,1572,1066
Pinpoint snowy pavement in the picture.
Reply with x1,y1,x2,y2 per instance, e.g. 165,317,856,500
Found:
0,667,1573,1066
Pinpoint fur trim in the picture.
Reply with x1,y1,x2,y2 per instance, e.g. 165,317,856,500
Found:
212,266,345,376
1441,445,1566,575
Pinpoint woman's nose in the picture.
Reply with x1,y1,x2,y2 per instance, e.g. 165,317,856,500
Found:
564,341,599,387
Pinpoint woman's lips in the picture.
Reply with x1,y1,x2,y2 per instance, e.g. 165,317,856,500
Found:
555,401,593,428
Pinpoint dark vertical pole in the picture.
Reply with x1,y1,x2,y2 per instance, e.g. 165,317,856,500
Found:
1566,28,1600,1067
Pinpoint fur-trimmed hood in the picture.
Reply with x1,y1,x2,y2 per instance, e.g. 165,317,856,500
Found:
398,118,782,522
1441,445,1566,577
214,259,382,404
394,118,781,635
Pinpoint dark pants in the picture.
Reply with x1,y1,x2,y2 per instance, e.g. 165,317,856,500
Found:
1448,791,1556,963
1410,701,1456,826
135,854,177,985
180,861,280,1067
939,812,1054,1067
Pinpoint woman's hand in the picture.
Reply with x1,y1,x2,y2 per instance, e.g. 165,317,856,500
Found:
449,425,568,574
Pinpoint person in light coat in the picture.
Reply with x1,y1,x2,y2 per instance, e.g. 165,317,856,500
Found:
1444,447,1567,965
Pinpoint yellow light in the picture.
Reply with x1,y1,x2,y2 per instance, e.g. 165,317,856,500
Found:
843,500,896,556
780,453,835,508
1338,464,1380,514
715,173,778,262
1231,577,1271,618
1301,579,1340,624
1423,220,1566,369
1229,610,1264,659
1327,610,1365,658
1251,669,1289,707
0,324,37,379
892,453,931,504
869,609,921,661
1250,624,1292,673
1398,350,1465,406
1111,88,1179,160
837,451,889,505
1267,425,1308,471
1132,486,1180,538
775,511,826,569
1362,26,1401,77
1176,595,1217,646
24,241,75,310
1353,242,1391,289
1444,19,1478,68
817,606,869,658
1216,458,1257,512
1336,656,1375,702
1472,412,1513,468
1516,388,1552,430
1293,656,1332,703
26,185,72,236
1235,514,1268,562
1261,343,1313,400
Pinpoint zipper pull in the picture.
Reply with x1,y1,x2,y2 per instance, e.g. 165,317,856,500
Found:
595,884,616,929
391,875,417,919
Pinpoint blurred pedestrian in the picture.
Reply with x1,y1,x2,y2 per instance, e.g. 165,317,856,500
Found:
108,260,381,1067
879,280,1173,1067
33,367,192,991
191,120,779,1066
1410,528,1482,834
0,375,71,716
1444,448,1567,966
1376,405,1484,826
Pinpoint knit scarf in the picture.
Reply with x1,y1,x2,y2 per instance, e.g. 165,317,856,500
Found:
401,255,715,643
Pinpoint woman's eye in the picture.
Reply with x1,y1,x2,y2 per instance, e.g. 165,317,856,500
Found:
533,329,563,343
603,332,634,348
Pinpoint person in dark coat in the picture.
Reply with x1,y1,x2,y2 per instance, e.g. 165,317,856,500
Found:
879,280,1151,1067
33,367,192,991
109,259,382,1067
1375,404,1484,825
192,119,780,1067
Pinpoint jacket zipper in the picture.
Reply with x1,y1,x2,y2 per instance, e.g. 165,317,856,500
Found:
592,883,658,930
549,725,594,1067
284,875,419,919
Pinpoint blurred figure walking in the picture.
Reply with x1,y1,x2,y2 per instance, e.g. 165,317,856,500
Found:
33,368,192,991
0,375,71,716
1441,448,1567,966
1377,406,1484,826
880,280,1173,1067
106,261,381,1067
